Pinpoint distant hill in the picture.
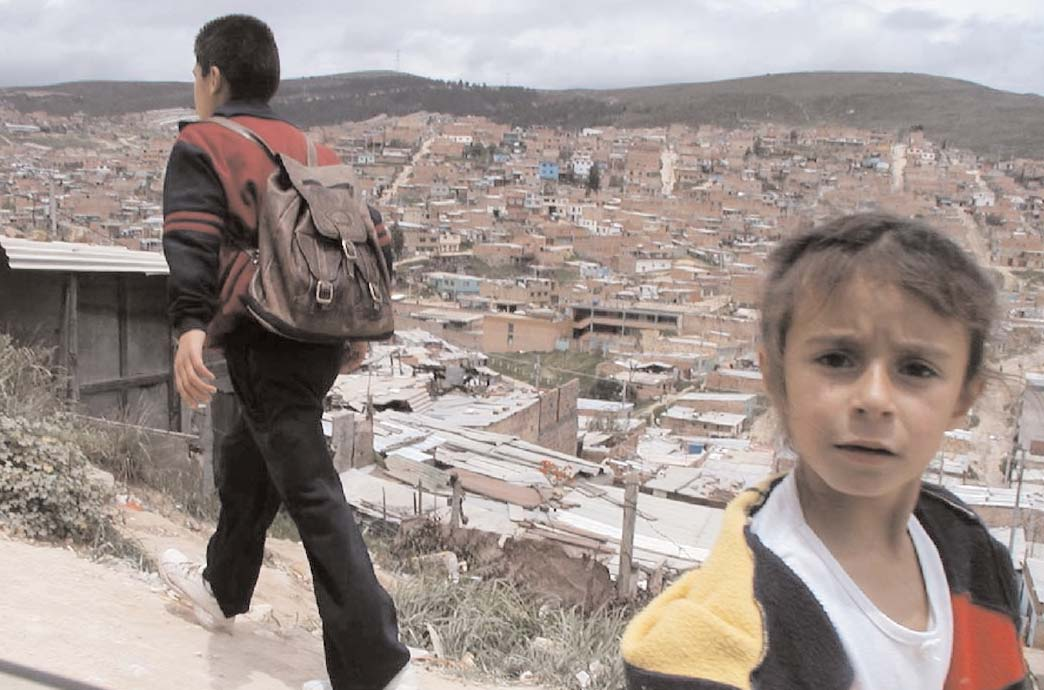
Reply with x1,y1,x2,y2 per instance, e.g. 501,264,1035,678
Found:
3,71,1044,159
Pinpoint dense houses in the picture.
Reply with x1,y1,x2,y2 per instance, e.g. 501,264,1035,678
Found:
7,100,1044,625
4,103,1040,455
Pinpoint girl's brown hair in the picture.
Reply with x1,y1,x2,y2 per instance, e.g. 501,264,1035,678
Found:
759,213,998,400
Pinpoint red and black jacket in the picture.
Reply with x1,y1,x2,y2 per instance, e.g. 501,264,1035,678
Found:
162,101,393,348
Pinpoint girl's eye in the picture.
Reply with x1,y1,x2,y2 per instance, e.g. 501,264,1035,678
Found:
901,361,938,379
816,352,852,368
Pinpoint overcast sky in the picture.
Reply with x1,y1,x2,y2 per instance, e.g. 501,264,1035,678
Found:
1,0,1041,95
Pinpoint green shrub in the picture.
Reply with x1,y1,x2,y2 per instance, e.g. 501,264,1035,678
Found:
0,415,114,544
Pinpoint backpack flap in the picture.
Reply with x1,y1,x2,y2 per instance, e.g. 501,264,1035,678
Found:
279,156,367,243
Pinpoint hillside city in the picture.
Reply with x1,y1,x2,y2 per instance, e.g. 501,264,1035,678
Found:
6,94,1044,680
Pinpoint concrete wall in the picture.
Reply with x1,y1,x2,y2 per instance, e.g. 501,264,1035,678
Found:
482,314,570,353
706,369,765,395
681,313,758,340
487,399,541,443
537,378,579,455
676,396,756,416
662,414,745,438
483,379,579,456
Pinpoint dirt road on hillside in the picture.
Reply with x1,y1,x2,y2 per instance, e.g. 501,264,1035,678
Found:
0,508,543,690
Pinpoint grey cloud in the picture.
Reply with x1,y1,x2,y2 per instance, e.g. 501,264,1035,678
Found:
881,8,952,31
0,0,1041,97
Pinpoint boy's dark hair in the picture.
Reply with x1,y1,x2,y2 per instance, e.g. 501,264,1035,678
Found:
195,14,280,103
760,213,997,400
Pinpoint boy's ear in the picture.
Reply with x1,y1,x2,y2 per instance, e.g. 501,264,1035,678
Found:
949,374,985,429
206,65,229,98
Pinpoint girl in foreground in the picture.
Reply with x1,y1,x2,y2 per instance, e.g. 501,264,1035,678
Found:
622,214,1029,689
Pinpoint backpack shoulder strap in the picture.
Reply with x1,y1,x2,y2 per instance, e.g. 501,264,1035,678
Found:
206,116,280,162
208,116,317,167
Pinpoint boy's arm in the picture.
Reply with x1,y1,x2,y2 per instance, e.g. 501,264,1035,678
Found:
161,135,226,338
162,133,223,408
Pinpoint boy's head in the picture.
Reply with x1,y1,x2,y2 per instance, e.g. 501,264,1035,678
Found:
758,214,997,498
193,14,280,113
759,213,996,402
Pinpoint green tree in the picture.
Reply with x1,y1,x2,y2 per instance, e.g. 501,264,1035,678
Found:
391,222,405,258
586,165,601,193
588,378,623,401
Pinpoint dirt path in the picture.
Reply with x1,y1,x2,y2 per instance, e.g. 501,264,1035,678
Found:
891,143,906,192
0,506,542,690
388,135,436,202
660,147,678,197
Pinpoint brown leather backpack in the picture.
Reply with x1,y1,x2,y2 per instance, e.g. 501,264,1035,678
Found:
208,117,394,344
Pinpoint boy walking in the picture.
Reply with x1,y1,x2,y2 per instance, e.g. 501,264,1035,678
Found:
159,15,412,690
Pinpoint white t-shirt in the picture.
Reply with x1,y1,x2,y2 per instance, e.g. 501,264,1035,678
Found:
749,473,953,690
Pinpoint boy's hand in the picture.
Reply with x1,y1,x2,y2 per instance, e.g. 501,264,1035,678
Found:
174,329,216,409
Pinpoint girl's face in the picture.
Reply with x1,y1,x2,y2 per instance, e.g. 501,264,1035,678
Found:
775,275,980,500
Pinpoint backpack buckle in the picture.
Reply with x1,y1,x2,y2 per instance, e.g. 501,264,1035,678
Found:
342,240,357,261
315,281,334,305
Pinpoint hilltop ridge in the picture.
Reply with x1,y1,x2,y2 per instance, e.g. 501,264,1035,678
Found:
3,70,1044,158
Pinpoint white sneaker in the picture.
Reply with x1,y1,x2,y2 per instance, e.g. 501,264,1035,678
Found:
301,663,417,690
159,548,235,633
381,664,418,690
300,682,331,690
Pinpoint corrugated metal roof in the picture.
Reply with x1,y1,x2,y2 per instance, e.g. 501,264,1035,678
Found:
0,236,169,275
1024,557,1044,603
330,374,433,413
950,483,1044,510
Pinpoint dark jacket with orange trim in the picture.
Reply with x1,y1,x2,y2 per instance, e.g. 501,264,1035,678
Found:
162,101,394,348
621,475,1031,690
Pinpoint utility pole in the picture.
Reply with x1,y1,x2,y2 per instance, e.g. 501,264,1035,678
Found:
450,474,464,530
49,176,57,239
618,472,639,601
533,354,541,388
1010,448,1026,556
624,361,635,421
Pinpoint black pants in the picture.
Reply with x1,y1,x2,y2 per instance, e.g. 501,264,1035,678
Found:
202,327,410,690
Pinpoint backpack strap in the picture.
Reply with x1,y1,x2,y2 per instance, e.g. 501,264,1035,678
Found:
207,116,279,161
207,116,316,167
